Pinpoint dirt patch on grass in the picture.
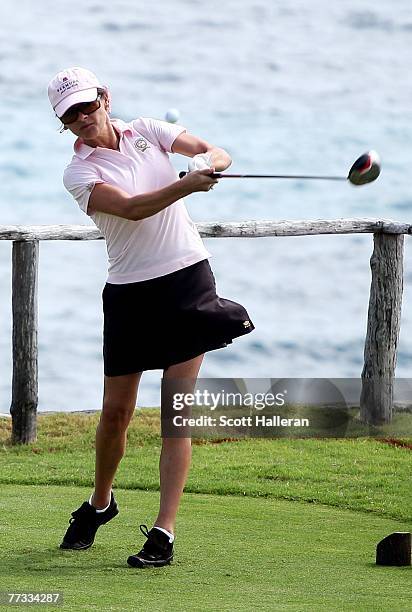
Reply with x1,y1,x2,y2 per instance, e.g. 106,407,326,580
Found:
378,437,412,451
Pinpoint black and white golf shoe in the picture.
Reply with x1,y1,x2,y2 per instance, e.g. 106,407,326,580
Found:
60,492,119,550
127,525,174,568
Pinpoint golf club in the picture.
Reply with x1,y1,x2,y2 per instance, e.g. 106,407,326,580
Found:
179,150,381,187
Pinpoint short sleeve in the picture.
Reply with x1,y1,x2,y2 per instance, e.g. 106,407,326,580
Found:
131,117,186,153
63,162,103,215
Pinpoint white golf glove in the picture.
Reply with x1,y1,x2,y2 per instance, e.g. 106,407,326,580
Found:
188,152,213,172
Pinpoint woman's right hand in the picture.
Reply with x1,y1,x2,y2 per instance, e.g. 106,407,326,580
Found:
180,168,219,193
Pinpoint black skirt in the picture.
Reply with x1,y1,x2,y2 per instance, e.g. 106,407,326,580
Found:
102,258,255,376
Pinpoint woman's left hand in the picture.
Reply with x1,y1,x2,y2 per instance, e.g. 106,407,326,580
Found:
188,153,213,172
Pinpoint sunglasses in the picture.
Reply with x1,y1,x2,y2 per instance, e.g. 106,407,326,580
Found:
59,94,102,125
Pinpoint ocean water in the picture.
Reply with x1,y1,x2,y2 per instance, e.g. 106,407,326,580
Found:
0,0,411,411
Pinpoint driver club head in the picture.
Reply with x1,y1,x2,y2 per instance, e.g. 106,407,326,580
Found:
348,150,381,186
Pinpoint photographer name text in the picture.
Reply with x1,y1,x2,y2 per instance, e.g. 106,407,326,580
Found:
172,415,310,428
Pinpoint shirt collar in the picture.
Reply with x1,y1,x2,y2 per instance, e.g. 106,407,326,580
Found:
73,118,133,160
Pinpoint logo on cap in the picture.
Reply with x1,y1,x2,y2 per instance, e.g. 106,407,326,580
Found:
56,78,80,95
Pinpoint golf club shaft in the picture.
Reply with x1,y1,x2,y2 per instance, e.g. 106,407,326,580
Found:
179,171,346,180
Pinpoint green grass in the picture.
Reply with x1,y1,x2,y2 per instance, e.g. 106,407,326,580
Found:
0,412,411,611
0,485,411,612
1,411,411,522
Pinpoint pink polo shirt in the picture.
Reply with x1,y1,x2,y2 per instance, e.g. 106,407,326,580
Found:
63,117,211,283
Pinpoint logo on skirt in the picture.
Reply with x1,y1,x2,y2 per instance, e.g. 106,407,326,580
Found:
243,320,251,328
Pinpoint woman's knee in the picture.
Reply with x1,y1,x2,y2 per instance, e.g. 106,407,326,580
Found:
100,402,135,431
161,436,192,449
101,372,141,430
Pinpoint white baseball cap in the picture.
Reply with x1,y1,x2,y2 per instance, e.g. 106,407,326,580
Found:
47,67,101,117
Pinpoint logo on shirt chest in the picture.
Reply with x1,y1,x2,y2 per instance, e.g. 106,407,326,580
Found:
134,138,150,152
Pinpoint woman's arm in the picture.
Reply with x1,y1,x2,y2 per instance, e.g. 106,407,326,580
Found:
88,169,218,221
171,133,232,172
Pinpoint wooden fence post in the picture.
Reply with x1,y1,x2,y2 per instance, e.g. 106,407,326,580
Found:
360,233,404,424
10,240,39,444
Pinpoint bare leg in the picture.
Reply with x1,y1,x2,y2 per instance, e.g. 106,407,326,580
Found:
91,372,142,509
154,354,204,533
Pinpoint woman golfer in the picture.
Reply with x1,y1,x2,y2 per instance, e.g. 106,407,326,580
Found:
47,67,255,568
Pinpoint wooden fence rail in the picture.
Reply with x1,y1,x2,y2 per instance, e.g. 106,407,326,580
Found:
1,218,408,443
